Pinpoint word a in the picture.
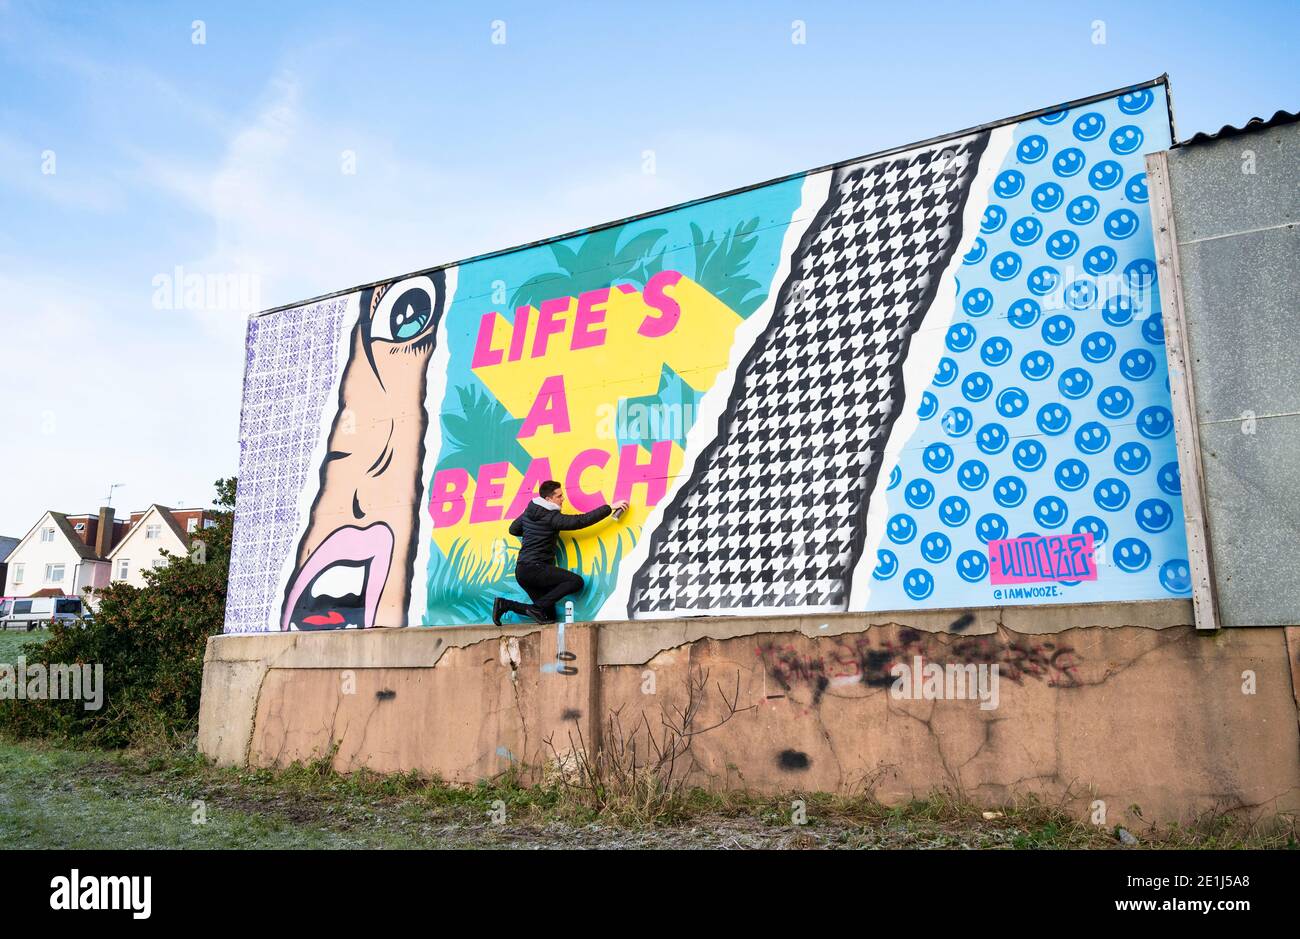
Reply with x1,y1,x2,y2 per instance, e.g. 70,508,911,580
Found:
890,657,1000,710
50,869,151,920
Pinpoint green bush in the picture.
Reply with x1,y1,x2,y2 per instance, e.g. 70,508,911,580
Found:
0,478,234,747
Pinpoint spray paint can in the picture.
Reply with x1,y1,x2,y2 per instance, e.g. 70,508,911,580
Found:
612,505,626,520
564,600,575,624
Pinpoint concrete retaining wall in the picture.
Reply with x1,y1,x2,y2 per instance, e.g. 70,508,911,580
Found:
198,600,1300,826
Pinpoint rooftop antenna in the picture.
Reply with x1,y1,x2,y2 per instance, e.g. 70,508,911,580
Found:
104,483,124,509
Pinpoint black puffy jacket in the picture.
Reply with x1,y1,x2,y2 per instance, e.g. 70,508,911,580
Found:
509,501,611,567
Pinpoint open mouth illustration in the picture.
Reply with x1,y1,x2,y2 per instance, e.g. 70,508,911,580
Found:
281,523,394,631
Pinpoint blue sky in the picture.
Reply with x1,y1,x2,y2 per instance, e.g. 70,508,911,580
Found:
0,0,1295,536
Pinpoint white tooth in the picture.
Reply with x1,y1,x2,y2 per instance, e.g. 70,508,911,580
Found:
311,563,365,600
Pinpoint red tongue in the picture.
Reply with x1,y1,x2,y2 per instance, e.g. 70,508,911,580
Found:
304,610,346,626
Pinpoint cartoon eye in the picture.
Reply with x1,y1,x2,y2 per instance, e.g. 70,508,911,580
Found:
370,274,443,343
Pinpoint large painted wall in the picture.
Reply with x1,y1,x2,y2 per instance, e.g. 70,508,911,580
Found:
226,81,1189,632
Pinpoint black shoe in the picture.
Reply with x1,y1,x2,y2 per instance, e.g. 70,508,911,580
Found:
492,597,508,627
523,605,556,625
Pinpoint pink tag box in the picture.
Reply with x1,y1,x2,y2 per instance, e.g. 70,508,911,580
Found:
988,532,1097,585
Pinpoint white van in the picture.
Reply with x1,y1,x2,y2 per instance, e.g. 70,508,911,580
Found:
0,596,84,630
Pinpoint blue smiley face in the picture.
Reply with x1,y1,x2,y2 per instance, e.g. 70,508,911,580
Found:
962,372,993,402
943,407,974,437
1053,147,1086,177
1102,295,1135,326
1008,298,1041,329
1114,441,1151,475
1159,559,1192,594
1036,402,1072,436
1075,421,1112,454
887,465,902,490
1046,230,1080,260
981,336,1012,366
976,512,1008,544
1158,461,1181,496
1064,279,1097,310
905,478,935,509
903,568,934,601
1118,89,1154,114
1089,160,1124,190
939,495,971,527
1034,496,1069,528
1105,209,1141,240
1081,331,1116,363
993,476,1027,508
996,387,1029,417
1039,109,1069,125
991,250,1022,281
1109,125,1144,155
963,237,988,264
981,204,1007,233
923,443,954,473
1054,458,1090,491
1031,182,1065,212
1098,385,1134,419
1067,194,1100,225
956,550,988,583
1120,349,1156,381
887,513,917,544
920,531,952,563
934,356,959,386
963,287,994,317
917,391,938,420
1020,350,1055,381
1018,135,1048,163
1013,439,1048,472
1027,266,1060,296
1142,313,1164,345
873,549,898,580
1042,314,1075,346
1135,498,1173,533
1125,258,1157,290
1137,406,1174,439
1073,112,1106,141
1126,173,1149,203
1094,478,1132,512
946,322,977,352
1073,515,1109,544
995,170,1025,198
1058,367,1093,399
976,422,1009,454
1083,245,1117,276
957,459,990,491
1010,217,1043,246
1113,537,1151,572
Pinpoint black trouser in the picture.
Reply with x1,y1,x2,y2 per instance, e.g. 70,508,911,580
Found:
514,562,584,619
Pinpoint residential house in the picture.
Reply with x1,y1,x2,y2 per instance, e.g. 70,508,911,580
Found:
1,508,125,597
106,504,216,589
0,535,19,595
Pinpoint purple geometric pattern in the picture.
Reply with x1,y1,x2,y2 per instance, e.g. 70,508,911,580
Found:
223,297,350,633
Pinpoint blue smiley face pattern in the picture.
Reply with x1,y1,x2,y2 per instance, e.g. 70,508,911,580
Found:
869,86,1193,607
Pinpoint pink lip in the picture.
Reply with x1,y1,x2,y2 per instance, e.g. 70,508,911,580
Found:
281,523,394,631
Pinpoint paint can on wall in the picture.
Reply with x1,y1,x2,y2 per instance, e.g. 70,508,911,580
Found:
564,600,574,624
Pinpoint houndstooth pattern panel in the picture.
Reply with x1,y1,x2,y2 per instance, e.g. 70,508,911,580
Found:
629,132,989,615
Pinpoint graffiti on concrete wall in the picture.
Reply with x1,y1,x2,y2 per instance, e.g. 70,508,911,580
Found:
226,80,1190,632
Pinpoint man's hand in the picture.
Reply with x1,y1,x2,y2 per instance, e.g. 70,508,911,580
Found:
611,500,630,516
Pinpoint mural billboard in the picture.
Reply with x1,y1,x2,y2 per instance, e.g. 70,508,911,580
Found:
225,79,1190,632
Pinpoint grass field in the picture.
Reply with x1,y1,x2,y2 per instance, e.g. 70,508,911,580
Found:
1,627,1294,849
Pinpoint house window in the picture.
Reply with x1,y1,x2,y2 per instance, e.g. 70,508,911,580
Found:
75,522,85,531
203,519,217,530
11,564,23,584
187,518,198,533
145,524,161,540
41,528,55,542
152,559,166,569
45,563,65,583
116,559,130,580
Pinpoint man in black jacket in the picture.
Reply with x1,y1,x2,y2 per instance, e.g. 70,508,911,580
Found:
493,480,628,625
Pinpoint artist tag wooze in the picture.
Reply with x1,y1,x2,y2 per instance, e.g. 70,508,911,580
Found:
988,533,1096,586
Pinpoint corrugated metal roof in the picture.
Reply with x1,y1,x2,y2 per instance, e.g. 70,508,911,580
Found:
1176,109,1299,147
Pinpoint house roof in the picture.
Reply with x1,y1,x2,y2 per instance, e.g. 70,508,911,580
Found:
0,536,19,563
1175,108,1299,147
49,513,102,560
106,505,191,560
